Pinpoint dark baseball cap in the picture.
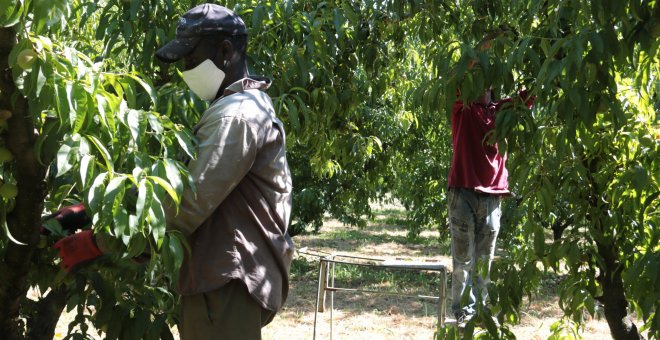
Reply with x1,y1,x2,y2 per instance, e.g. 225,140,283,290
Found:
156,3,247,63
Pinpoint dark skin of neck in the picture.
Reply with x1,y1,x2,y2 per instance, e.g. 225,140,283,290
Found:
183,37,248,100
477,88,492,106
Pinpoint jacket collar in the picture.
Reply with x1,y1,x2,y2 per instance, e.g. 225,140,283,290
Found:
223,76,271,96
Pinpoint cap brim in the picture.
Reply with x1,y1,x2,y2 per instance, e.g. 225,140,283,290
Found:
155,36,201,63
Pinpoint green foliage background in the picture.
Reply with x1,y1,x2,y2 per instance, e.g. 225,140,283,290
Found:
0,0,657,339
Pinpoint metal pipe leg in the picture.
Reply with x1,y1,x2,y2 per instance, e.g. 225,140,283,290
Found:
313,259,327,340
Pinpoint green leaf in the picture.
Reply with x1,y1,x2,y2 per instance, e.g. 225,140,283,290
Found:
533,226,545,258
113,206,129,236
0,0,24,27
146,314,164,340
126,109,141,145
2,205,25,245
149,194,166,247
79,154,95,188
34,117,58,166
66,82,89,133
55,143,75,177
585,294,595,316
85,134,114,172
95,92,118,138
166,233,183,274
87,172,108,214
589,32,604,55
132,309,150,338
127,73,157,106
126,232,147,258
148,175,179,205
285,97,300,132
102,176,127,232
106,305,126,340
463,320,475,338
129,0,139,20
162,159,183,198
173,129,196,160
119,77,136,107
147,112,163,134
32,63,47,98
53,83,69,121
136,178,153,225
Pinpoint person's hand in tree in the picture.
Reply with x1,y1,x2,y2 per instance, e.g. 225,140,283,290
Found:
52,230,103,272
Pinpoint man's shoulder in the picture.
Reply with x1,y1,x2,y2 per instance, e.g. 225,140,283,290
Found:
205,91,275,125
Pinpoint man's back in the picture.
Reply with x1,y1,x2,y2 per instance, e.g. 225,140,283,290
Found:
448,100,509,194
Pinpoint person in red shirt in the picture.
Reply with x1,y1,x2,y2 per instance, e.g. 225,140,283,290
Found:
448,87,533,324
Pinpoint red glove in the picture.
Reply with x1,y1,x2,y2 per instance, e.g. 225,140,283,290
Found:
53,230,103,272
52,203,92,230
517,89,536,108
42,203,92,234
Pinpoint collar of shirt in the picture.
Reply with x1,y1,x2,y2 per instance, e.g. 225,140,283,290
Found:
222,76,272,97
474,101,496,109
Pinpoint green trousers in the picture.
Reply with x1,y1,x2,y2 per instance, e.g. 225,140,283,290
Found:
180,280,277,340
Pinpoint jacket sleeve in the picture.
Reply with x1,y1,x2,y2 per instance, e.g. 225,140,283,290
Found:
165,114,258,236
453,100,465,115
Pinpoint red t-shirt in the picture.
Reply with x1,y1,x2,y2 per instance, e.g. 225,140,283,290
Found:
448,92,534,194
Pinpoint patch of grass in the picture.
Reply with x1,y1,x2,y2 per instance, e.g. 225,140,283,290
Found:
290,257,317,281
372,207,408,226
292,255,444,299
316,228,404,245
330,264,443,294
316,222,447,248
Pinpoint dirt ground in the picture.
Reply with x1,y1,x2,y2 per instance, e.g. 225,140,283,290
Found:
260,219,613,340
52,217,618,339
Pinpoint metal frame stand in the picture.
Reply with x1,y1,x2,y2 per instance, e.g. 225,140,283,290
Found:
308,251,447,340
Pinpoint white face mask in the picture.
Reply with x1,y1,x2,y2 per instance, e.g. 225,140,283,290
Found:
181,59,225,101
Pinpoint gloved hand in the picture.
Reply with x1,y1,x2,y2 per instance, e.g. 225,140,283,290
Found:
41,203,92,235
50,203,92,230
53,230,103,272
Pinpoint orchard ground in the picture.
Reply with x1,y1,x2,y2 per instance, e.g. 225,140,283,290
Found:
50,205,614,339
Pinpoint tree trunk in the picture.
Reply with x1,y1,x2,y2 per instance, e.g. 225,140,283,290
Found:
26,287,68,340
596,242,643,340
582,156,642,340
0,26,49,339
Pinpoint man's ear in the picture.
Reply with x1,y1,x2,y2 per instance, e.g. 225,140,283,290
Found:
219,40,234,65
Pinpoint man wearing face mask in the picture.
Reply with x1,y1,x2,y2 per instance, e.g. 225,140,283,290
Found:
154,4,294,339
